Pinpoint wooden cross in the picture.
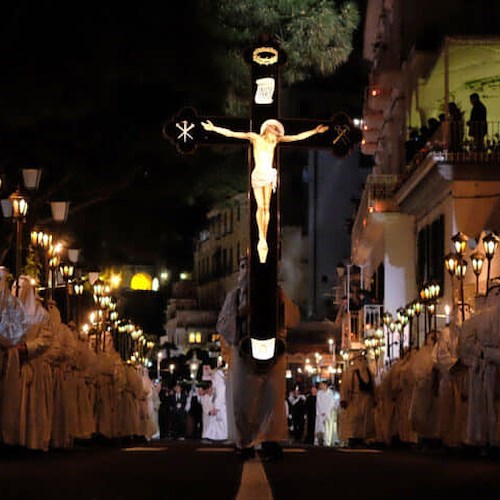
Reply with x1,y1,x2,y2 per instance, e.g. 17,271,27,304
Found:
163,42,360,365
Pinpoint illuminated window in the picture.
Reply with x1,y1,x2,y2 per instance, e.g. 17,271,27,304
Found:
189,332,202,344
130,272,152,290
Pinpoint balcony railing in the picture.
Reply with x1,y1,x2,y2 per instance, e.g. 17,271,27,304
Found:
407,120,500,174
341,304,384,350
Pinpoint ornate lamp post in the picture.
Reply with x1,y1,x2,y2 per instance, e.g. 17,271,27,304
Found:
73,278,84,328
9,188,28,294
328,337,335,363
48,255,59,299
444,252,459,276
451,231,468,256
429,280,440,332
394,320,402,357
405,302,415,351
30,229,52,290
413,300,422,349
92,278,108,352
47,242,63,297
419,284,429,338
388,319,396,364
50,200,71,223
382,311,392,363
188,352,200,381
470,250,485,296
455,258,468,322
445,252,459,323
427,302,436,341
59,262,74,322
483,232,498,295
21,168,43,191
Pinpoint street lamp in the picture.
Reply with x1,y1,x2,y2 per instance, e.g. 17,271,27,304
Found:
470,250,485,295
73,278,84,328
21,168,43,191
428,281,440,333
483,232,498,295
157,351,164,381
59,262,74,323
93,278,106,299
394,320,402,357
444,253,459,277
48,255,59,298
427,302,435,340
328,337,335,360
455,258,468,322
382,311,392,362
451,231,468,256
9,188,28,292
405,302,415,351
413,299,422,349
188,352,200,380
388,319,396,363
50,200,71,223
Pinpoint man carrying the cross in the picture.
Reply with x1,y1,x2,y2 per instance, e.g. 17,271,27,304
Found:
201,119,328,263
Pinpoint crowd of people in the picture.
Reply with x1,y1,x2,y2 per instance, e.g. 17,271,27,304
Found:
157,367,228,443
405,92,490,163
7,251,500,454
286,381,341,447
332,287,500,451
0,270,159,451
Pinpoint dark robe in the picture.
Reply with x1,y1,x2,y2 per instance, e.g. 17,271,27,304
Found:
305,393,317,444
216,272,287,449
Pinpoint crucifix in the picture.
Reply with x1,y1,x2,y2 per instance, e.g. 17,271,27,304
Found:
163,42,360,364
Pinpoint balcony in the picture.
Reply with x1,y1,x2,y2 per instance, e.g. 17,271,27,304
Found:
352,173,399,250
406,120,500,174
340,304,384,351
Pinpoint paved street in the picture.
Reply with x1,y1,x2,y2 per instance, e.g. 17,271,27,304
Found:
2,440,500,499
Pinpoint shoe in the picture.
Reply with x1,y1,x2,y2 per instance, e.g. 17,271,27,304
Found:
260,441,283,462
235,446,255,461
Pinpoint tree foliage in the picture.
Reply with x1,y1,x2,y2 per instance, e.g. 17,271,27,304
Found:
202,0,360,115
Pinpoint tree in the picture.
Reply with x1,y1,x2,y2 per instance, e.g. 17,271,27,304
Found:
201,0,360,115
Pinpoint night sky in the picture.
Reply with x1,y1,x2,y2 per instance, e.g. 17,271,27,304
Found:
0,2,367,275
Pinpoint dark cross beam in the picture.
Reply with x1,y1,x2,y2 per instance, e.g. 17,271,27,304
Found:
163,43,360,365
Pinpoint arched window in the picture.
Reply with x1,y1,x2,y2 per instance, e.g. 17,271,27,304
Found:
130,272,152,290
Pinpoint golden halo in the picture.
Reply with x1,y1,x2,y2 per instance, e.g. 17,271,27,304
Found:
252,46,279,66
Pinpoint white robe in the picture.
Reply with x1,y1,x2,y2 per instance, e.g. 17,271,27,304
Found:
14,280,53,450
208,369,228,440
201,393,215,439
315,388,335,445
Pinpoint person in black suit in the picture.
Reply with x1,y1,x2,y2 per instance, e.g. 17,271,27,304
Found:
304,385,317,444
158,384,172,439
169,383,187,439
288,387,306,442
186,384,203,439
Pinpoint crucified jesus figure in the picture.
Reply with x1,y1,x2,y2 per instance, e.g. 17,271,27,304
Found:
201,119,328,263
